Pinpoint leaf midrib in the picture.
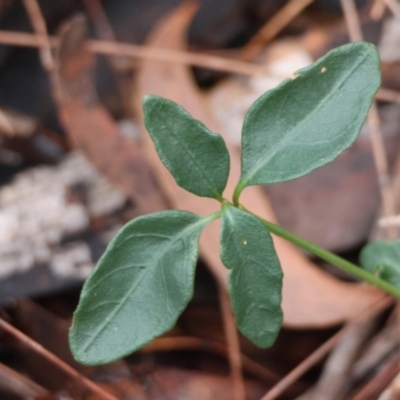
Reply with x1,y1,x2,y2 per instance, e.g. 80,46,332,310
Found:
241,52,368,187
79,216,208,354
153,106,222,199
225,208,258,312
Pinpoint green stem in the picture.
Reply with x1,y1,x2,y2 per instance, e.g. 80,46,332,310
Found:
233,183,244,207
242,207,400,298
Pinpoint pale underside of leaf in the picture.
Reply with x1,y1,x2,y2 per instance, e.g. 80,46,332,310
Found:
69,211,214,365
239,42,381,191
220,204,283,347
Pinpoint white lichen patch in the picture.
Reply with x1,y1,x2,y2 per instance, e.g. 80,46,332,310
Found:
0,151,126,280
51,242,93,279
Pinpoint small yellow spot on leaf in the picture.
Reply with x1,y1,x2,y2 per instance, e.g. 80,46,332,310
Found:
242,240,247,245
321,67,327,73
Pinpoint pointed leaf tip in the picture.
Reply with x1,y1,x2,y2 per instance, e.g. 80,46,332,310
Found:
143,95,230,200
237,42,380,193
69,210,212,365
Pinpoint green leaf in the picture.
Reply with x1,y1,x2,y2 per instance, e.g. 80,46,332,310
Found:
236,42,380,195
69,210,216,365
220,204,283,347
143,95,230,200
360,239,400,288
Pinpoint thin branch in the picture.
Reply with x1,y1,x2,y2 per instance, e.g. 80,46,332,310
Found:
384,0,400,20
83,0,129,71
0,317,118,400
370,0,387,20
1,29,400,100
368,103,397,239
241,0,314,61
219,287,246,400
353,353,400,400
0,361,48,398
140,336,279,383
340,0,397,240
339,0,363,41
377,88,400,104
262,328,348,400
260,297,392,400
22,0,54,70
88,39,263,75
378,214,400,228
0,30,264,76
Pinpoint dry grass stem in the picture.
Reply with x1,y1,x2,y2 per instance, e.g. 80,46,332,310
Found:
260,297,392,400
0,317,118,400
219,288,246,400
0,29,264,76
340,0,397,240
384,0,400,20
370,0,386,20
0,361,48,397
141,336,279,383
241,0,314,61
339,0,363,41
368,104,397,239
353,353,400,399
310,317,378,399
83,0,129,72
377,88,400,104
22,0,54,70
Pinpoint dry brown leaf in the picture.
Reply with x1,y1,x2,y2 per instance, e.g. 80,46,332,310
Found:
51,15,166,216
134,2,386,328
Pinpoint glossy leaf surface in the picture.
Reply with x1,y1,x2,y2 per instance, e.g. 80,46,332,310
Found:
70,211,214,365
220,204,283,347
360,239,400,288
143,95,230,200
237,42,380,194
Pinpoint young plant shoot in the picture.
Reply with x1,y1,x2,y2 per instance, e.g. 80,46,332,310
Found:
70,42,396,366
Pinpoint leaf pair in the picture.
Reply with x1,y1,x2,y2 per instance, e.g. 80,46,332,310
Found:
70,42,381,365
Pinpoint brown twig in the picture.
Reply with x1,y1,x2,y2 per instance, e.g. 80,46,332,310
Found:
379,366,400,399
83,0,132,116
0,361,48,398
339,0,363,41
353,353,400,400
368,103,397,239
141,336,279,383
261,328,347,400
370,0,386,20
260,297,392,400
83,0,115,43
0,29,264,76
384,0,400,20
377,88,400,104
310,315,378,399
340,0,397,240
219,288,246,400
241,0,314,61
83,0,129,71
0,317,118,400
22,0,54,70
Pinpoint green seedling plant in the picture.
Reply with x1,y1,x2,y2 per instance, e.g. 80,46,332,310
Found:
69,42,400,366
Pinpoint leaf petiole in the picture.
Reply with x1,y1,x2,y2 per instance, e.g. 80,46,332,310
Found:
241,206,400,298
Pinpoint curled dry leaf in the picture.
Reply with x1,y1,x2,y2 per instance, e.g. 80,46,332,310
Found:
134,2,385,327
51,14,165,215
